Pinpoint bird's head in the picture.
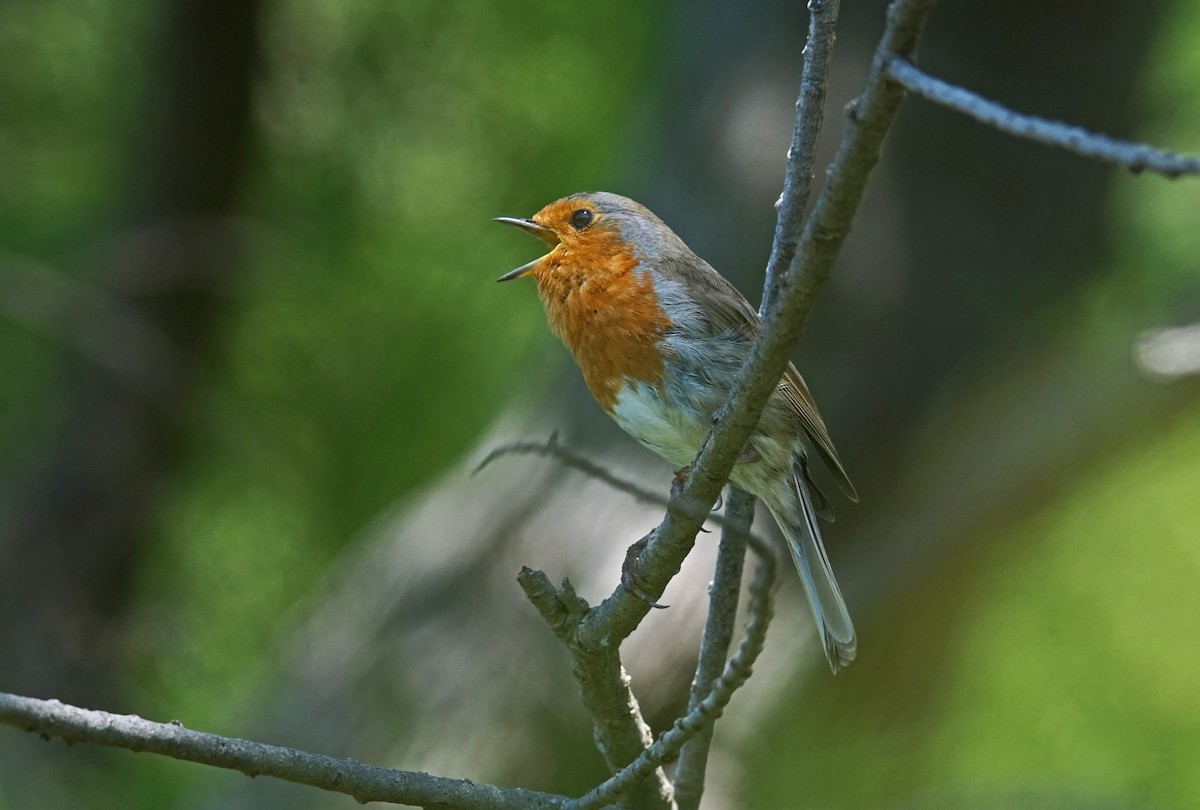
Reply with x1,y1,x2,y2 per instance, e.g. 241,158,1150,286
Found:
494,191,684,283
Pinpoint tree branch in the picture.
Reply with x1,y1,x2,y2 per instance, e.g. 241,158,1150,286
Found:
762,0,843,314
884,57,1200,179
517,569,675,809
494,441,783,808
568,537,778,810
477,432,669,513
0,693,569,809
480,434,730,535
672,487,754,810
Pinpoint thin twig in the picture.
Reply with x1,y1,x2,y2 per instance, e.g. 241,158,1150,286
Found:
884,57,1200,179
568,538,778,810
480,434,777,545
0,693,569,810
477,432,668,511
762,0,844,315
673,487,754,810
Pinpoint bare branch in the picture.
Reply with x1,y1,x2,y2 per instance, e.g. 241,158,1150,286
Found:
569,538,778,810
673,487,754,810
517,567,591,642
477,433,668,512
762,0,843,315
480,434,741,537
884,57,1200,179
0,692,569,810
516,569,676,809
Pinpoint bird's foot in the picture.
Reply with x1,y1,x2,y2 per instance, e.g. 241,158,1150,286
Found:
671,465,691,499
669,465,717,530
621,532,667,609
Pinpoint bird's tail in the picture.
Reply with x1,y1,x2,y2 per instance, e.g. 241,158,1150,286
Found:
763,458,856,673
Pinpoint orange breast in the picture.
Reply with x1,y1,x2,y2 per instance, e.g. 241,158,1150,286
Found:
534,246,672,412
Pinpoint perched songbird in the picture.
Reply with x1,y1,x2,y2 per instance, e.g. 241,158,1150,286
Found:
495,192,859,672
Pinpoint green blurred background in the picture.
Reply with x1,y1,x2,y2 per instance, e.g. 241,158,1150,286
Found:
2,0,1199,808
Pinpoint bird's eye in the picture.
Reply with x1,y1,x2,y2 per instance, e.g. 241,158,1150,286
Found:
569,208,594,231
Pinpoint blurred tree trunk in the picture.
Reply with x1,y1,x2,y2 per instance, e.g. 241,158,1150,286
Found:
0,0,262,703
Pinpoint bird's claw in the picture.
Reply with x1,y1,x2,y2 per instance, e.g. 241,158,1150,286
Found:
671,465,691,499
669,465,721,530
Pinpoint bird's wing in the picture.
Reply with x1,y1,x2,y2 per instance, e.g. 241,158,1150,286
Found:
656,254,858,502
780,363,858,502
657,254,761,336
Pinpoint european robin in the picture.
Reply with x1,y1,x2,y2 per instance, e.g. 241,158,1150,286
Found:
496,191,859,672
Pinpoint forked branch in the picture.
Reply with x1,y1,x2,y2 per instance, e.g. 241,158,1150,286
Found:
568,533,778,810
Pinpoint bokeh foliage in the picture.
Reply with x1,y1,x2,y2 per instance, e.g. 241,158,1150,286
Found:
750,404,1200,809
0,0,152,475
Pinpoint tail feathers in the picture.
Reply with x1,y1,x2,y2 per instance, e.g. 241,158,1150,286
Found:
767,461,856,673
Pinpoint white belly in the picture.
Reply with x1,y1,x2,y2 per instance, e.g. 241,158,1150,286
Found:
610,381,707,469
609,378,796,508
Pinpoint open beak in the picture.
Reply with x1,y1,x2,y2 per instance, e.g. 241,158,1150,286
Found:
494,216,559,281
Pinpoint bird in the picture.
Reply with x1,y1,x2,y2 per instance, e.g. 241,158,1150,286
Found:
495,191,859,672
